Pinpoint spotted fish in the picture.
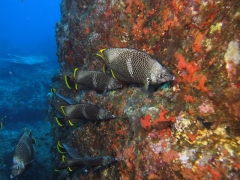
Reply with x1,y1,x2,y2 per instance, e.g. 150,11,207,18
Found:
56,103,115,126
56,143,117,171
57,143,118,173
57,156,118,171
65,69,122,92
56,143,89,173
98,48,174,90
10,131,35,179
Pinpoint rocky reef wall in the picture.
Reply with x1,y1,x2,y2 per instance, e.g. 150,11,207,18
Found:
49,0,240,179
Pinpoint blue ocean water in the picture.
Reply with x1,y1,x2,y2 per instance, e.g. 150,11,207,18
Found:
0,0,60,179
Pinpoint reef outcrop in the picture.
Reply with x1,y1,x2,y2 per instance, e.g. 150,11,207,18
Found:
49,0,240,179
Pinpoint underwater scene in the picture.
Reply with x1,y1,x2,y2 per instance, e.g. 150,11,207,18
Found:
1,0,240,179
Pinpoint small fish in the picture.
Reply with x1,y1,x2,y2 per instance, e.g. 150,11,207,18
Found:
56,143,90,173
10,130,35,179
57,156,118,171
51,87,77,105
56,143,117,171
56,103,115,126
56,142,87,172
65,68,122,93
97,48,174,90
57,144,118,172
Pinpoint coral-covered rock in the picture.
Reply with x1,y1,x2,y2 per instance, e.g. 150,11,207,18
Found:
49,0,240,179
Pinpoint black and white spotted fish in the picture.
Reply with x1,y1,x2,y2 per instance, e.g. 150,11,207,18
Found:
65,69,122,92
97,48,174,90
56,143,117,172
10,130,35,179
55,103,115,126
57,155,118,171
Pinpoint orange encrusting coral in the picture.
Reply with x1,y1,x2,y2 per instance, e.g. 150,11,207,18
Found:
187,133,197,141
195,164,222,180
162,150,179,163
184,95,197,102
154,108,176,124
115,129,127,136
175,52,209,92
125,0,145,14
122,144,135,170
140,114,151,130
192,74,209,92
192,31,207,53
131,12,146,40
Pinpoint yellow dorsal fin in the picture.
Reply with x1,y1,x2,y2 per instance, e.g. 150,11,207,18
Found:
75,83,78,90
100,48,106,53
73,68,78,79
61,155,66,162
110,69,116,79
96,53,104,59
57,141,64,148
68,120,74,126
96,48,106,59
68,167,73,172
55,117,63,127
60,106,66,116
57,144,66,154
64,75,71,89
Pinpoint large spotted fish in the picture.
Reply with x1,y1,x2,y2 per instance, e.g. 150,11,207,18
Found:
98,48,174,90
10,131,35,179
55,103,115,126
65,69,122,93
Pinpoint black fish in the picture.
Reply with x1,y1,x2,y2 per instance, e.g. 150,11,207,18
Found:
65,69,122,92
56,103,115,126
57,156,118,170
56,143,90,173
57,144,117,173
56,143,117,171
98,48,174,90
10,131,35,179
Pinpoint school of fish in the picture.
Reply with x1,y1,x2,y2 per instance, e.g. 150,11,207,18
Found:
9,48,174,178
